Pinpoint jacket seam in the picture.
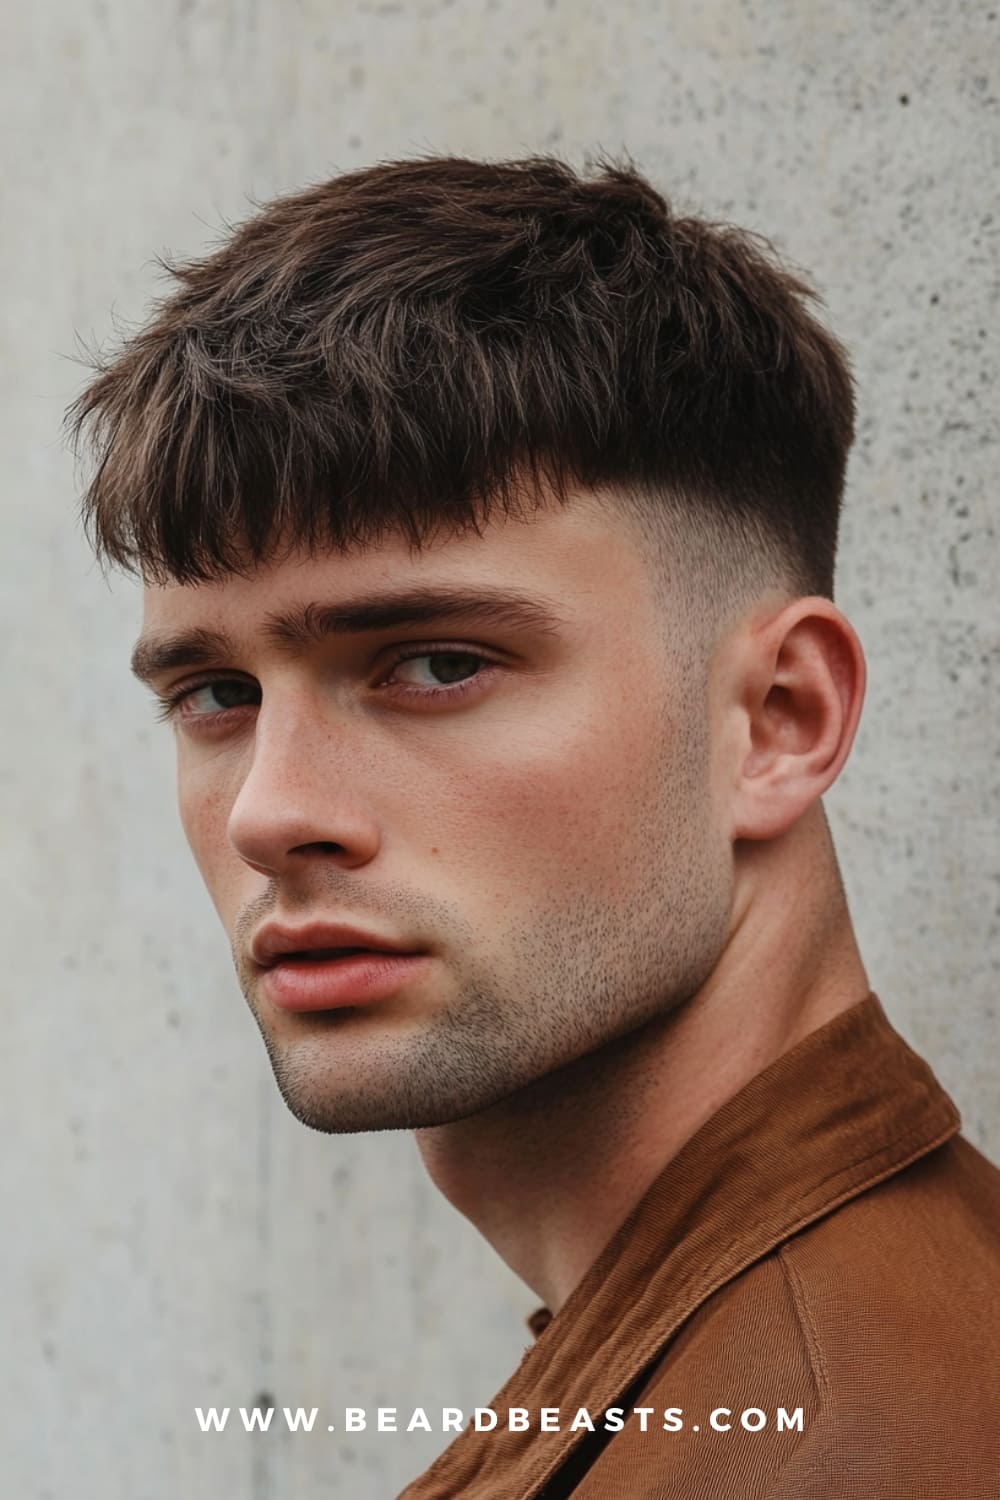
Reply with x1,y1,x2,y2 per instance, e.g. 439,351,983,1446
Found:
777,1242,830,1402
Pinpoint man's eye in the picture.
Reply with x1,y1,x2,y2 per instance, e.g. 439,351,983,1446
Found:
188,680,261,713
166,679,261,718
388,651,487,688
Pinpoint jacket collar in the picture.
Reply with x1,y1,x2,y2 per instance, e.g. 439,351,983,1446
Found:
401,993,960,1498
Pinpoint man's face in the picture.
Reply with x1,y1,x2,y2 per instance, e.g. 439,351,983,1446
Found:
138,491,737,1131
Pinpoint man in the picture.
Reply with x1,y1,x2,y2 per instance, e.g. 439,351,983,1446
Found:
70,154,999,1497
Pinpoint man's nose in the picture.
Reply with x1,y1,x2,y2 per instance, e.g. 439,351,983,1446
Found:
225,697,381,878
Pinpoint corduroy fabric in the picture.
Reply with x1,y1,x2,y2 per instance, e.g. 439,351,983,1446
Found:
398,994,1000,1498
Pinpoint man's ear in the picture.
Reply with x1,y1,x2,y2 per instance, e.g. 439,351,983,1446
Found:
728,598,867,843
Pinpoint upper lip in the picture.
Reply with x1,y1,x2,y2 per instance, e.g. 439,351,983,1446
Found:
251,920,424,969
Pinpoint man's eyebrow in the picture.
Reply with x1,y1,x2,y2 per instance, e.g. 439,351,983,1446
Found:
130,586,566,683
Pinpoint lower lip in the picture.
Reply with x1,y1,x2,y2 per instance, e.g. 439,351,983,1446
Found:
260,952,432,1012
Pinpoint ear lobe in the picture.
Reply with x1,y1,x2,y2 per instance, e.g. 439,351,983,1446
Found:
730,604,866,843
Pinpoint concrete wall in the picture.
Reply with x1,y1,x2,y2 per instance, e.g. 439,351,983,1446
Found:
3,2,996,1495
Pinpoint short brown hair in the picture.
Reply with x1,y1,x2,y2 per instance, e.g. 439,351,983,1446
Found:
68,152,855,598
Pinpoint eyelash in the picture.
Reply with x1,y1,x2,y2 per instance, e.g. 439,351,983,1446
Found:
151,644,503,727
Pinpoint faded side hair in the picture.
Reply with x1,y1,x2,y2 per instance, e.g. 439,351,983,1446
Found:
66,151,855,598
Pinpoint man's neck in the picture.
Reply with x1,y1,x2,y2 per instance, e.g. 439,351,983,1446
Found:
412,813,870,1315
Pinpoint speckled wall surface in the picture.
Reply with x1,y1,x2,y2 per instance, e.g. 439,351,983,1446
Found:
3,2,997,1496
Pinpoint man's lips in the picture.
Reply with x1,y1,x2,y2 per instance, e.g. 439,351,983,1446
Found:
251,919,424,968
251,920,431,1012
261,951,432,1012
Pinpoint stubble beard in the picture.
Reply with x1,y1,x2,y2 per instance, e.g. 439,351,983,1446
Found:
233,774,733,1137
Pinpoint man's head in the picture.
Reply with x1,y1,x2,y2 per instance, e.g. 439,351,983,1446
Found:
70,154,863,1132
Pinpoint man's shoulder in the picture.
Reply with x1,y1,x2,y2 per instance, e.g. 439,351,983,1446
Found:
614,1136,1000,1497
781,1131,1000,1336
661,1131,1000,1371
764,1133,1000,1495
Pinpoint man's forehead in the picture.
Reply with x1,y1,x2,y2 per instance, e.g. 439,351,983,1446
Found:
132,494,654,682
139,490,638,623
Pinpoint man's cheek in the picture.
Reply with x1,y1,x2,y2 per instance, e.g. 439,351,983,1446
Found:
443,731,656,873
177,778,238,900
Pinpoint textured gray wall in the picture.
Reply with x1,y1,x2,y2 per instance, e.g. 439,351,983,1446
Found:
3,2,997,1496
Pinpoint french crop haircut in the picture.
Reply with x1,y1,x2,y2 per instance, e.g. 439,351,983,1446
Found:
68,152,855,606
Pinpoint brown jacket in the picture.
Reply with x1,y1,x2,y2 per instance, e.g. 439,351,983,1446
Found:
399,994,1000,1497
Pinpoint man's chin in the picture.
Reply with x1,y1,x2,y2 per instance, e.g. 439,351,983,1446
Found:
260,1031,515,1133
246,980,550,1131
269,1072,501,1134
